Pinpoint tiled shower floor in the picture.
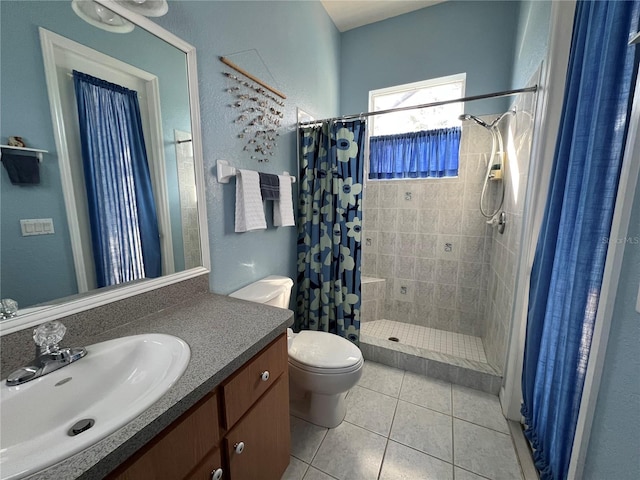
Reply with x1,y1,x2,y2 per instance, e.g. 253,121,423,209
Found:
361,319,488,364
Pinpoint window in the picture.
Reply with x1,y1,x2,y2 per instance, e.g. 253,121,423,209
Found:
368,74,465,180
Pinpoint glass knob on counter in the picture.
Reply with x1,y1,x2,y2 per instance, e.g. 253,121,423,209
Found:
33,321,67,350
0,298,18,319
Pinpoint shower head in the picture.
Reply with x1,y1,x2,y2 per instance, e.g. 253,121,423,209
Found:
458,113,490,128
459,108,516,129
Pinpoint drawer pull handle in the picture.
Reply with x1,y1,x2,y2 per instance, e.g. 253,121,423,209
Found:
211,467,223,480
260,371,270,382
234,441,245,454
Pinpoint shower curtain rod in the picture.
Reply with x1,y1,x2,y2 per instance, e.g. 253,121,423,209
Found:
298,85,538,126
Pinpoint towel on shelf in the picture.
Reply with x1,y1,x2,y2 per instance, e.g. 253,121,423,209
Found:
274,174,295,227
235,169,266,232
1,153,40,185
259,172,280,200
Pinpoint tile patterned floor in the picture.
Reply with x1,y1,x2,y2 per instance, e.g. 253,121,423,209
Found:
361,319,488,363
282,361,523,480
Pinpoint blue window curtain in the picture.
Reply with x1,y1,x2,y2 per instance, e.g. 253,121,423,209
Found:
296,120,366,343
369,127,460,179
521,2,639,479
73,71,162,288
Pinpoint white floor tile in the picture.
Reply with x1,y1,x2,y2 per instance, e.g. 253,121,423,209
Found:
454,467,491,480
289,363,525,480
345,386,398,436
303,467,338,480
390,400,453,463
358,360,405,397
452,385,509,434
282,456,309,480
379,441,453,480
312,421,387,480
290,415,328,463
453,419,522,480
400,372,452,415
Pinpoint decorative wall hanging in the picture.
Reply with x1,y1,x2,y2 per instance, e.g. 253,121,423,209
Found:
220,56,286,164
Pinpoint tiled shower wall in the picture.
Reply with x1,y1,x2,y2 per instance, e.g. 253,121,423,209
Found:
483,76,538,372
175,130,201,270
361,124,497,337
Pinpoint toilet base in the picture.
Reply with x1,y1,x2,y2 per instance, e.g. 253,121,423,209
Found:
289,380,348,428
290,391,348,429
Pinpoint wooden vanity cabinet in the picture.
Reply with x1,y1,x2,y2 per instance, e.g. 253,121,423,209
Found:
224,375,290,480
107,334,289,480
108,392,221,480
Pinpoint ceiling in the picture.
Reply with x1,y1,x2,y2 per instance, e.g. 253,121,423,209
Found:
321,0,447,32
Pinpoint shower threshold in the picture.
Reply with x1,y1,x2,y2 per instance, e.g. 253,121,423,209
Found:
360,319,502,394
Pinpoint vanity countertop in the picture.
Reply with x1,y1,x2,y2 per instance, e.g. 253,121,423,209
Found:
23,293,294,480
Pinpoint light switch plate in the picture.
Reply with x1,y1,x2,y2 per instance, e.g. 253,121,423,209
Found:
20,218,55,236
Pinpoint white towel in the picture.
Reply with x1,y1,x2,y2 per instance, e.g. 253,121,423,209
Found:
274,174,295,227
235,169,266,232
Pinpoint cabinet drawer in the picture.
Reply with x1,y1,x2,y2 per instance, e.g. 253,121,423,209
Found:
221,334,287,428
109,392,220,480
225,375,290,480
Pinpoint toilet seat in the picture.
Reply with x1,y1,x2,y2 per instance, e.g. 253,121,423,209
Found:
289,356,364,375
288,331,363,374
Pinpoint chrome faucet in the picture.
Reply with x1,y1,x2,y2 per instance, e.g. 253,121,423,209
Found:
5,321,87,386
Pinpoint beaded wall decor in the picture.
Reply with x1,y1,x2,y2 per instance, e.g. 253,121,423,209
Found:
221,56,286,164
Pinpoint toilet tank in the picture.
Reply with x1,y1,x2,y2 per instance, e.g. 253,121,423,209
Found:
229,276,293,309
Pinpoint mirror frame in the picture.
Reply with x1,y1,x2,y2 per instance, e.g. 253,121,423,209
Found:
0,0,210,336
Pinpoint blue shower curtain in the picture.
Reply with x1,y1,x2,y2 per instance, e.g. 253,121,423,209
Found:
296,120,366,343
369,127,460,179
521,2,639,479
73,71,162,288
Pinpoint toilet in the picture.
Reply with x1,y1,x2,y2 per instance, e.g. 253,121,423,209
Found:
229,276,364,428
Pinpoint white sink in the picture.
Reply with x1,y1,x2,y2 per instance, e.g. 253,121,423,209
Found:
0,333,190,480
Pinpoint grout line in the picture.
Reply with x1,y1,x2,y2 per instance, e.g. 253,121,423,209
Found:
304,463,341,480
307,427,330,467
355,383,402,400
389,436,455,467
454,465,494,480
376,438,391,480
342,419,390,439
299,459,311,479
377,371,405,480
451,382,456,477
452,415,512,436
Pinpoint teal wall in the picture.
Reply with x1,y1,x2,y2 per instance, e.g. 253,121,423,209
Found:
1,0,194,306
510,0,552,89
339,1,520,118
3,0,551,306
156,1,341,296
584,177,640,478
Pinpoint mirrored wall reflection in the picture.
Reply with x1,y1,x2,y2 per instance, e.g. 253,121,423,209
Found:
0,1,201,311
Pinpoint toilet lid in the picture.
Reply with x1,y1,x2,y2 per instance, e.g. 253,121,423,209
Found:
288,331,363,370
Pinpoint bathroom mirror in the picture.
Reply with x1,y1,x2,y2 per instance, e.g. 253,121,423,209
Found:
0,0,210,335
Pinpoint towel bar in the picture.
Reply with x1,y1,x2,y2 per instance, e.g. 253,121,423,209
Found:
0,145,48,163
217,159,296,184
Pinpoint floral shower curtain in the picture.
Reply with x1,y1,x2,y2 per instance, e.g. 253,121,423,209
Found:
296,120,366,343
